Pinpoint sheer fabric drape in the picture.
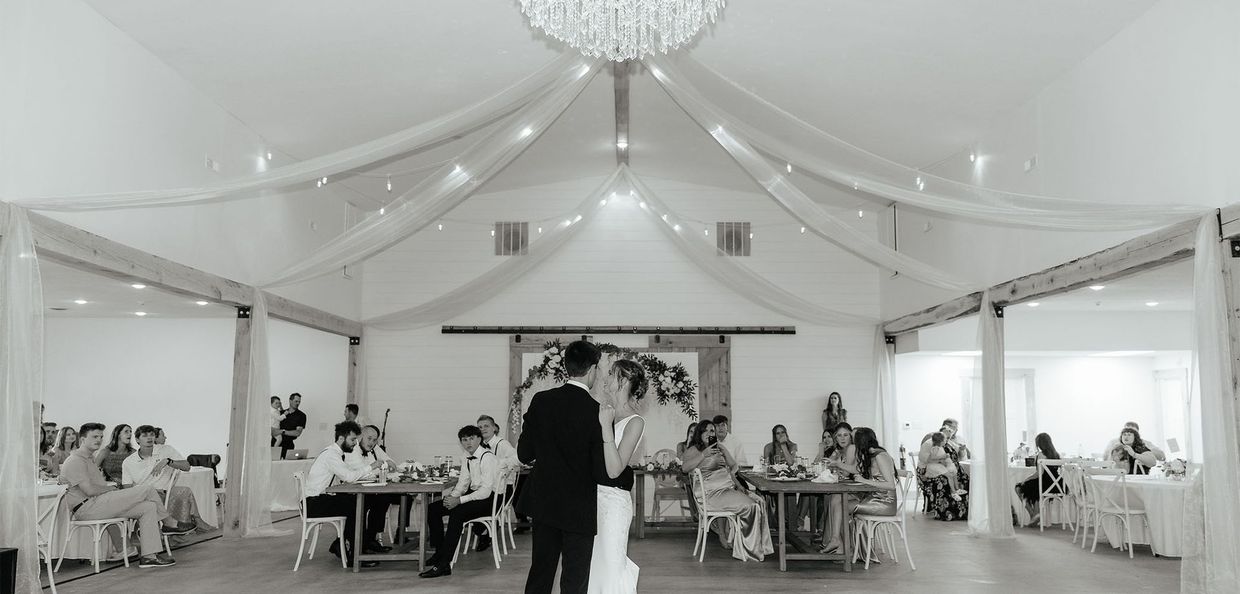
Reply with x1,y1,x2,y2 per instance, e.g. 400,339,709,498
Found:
239,290,287,538
873,327,898,447
0,205,45,593
6,54,590,211
967,292,1014,538
1182,214,1240,592
651,56,1205,231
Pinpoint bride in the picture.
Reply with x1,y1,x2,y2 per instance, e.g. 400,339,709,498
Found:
591,359,647,594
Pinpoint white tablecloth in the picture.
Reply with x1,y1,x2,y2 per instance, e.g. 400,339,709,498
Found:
270,458,316,512
182,466,218,528
1090,475,1192,557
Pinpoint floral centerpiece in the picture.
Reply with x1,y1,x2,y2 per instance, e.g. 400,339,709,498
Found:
634,457,683,473
1165,458,1188,480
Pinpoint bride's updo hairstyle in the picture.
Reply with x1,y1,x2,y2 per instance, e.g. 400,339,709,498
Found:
611,359,647,402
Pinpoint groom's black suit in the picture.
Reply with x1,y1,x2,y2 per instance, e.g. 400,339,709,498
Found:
516,381,605,594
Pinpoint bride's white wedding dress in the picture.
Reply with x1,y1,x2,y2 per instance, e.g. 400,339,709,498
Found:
588,414,643,594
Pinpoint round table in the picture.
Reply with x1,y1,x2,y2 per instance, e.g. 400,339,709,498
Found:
1088,474,1192,557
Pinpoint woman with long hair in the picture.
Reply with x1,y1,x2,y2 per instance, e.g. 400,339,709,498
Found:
95,423,134,482
683,420,773,561
591,359,648,593
1016,432,1062,521
821,392,848,433
676,421,696,459
820,427,898,554
51,426,77,465
762,425,798,466
1108,427,1157,474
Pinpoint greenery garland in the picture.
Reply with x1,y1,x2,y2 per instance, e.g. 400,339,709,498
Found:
509,340,698,436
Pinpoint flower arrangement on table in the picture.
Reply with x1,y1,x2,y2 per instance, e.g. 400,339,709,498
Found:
385,461,457,483
634,457,683,474
509,340,699,436
766,463,809,479
1164,458,1188,480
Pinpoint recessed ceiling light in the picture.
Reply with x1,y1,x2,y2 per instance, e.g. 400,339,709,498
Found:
73,299,88,305
1089,285,1106,291
195,300,209,306
1146,301,1159,307
131,283,146,289
134,311,147,317
1027,302,1040,307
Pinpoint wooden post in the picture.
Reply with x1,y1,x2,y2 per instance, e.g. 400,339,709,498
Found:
347,336,361,405
223,306,253,538
1219,238,1240,457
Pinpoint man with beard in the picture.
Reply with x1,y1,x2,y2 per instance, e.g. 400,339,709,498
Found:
345,424,398,554
303,421,380,567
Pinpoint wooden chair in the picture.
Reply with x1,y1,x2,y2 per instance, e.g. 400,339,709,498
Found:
651,449,690,520
291,471,346,571
1085,468,1150,558
689,469,748,562
852,469,916,571
56,504,132,574
1036,459,1069,531
37,487,65,593
454,467,517,569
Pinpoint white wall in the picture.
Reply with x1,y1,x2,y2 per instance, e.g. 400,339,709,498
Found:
43,316,349,476
895,354,1174,461
0,0,361,318
881,0,1240,317
363,176,881,462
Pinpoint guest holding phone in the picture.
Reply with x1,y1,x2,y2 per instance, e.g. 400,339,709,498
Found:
682,420,773,561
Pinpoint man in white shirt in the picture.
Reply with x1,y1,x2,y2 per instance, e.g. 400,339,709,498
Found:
304,421,384,567
345,424,398,553
123,425,201,528
419,425,500,579
473,414,518,551
1102,421,1166,462
713,415,750,466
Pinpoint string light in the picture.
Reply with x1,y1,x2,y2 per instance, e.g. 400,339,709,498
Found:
661,214,668,221
704,228,709,237
786,163,792,174
858,210,865,219
600,199,607,206
316,179,323,188
195,300,209,306
616,141,628,150
520,127,533,138
134,311,148,317
748,232,754,240
491,229,496,237
386,175,392,192
537,227,543,234
379,208,385,215
437,223,443,231
131,284,146,290
969,151,977,163
673,224,681,231
564,219,573,226
74,299,88,305
265,151,272,161
800,227,806,234
574,214,582,223
639,202,647,209
453,164,463,174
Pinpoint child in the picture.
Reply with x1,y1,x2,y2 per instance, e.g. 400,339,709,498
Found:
270,396,286,444
925,432,967,500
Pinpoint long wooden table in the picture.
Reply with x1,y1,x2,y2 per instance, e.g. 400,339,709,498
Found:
326,479,456,573
738,472,879,572
632,467,697,538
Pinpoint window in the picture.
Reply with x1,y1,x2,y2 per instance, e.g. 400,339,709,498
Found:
494,222,528,256
716,222,751,256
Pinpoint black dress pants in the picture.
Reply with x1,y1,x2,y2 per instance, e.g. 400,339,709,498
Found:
426,497,492,566
525,521,593,594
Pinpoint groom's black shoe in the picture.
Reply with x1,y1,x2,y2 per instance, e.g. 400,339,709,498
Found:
419,564,451,578
475,534,492,553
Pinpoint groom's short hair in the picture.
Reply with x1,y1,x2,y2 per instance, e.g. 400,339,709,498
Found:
563,340,602,377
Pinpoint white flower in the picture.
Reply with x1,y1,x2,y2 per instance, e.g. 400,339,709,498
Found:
550,354,562,362
549,346,559,354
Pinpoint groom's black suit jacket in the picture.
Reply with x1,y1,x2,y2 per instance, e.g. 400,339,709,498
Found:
516,382,606,534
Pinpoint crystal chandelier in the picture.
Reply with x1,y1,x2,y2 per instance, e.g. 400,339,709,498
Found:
519,1,725,62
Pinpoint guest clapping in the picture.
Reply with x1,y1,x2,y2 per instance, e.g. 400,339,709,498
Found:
1107,427,1158,474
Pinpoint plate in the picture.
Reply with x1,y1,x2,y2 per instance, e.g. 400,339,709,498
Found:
770,476,802,482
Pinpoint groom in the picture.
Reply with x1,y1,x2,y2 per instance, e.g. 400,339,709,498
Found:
517,340,605,594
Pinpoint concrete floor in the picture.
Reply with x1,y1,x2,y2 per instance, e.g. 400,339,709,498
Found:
46,512,1180,593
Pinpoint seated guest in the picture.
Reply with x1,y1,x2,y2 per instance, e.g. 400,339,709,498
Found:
41,422,57,453
343,403,368,427
918,421,970,521
1102,421,1166,462
924,432,965,500
1016,432,1062,522
821,422,857,472
154,428,168,445
812,428,834,464
61,423,194,568
38,426,60,476
676,422,696,459
419,425,500,579
820,427,898,554
345,424,397,553
1107,427,1159,474
95,424,135,483
712,415,749,466
682,420,773,561
304,421,382,566
474,414,518,552
51,427,78,465
122,425,202,529
762,424,798,466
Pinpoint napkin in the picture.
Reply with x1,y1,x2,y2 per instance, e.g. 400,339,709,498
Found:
810,468,838,483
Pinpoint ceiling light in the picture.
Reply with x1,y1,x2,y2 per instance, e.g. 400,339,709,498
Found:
786,163,792,174
437,223,443,231
386,176,392,192
1027,302,1040,307
1146,301,1160,307
574,214,582,223
520,127,533,138
195,301,209,306
969,152,976,163
131,283,146,290
661,214,668,221
453,164,462,174
704,229,709,237
858,210,865,219
638,201,647,209
1089,285,1105,291
134,311,147,317
520,1,725,61
491,229,496,237
673,224,681,231
749,232,754,240
564,219,572,226
800,227,806,234
73,299,88,305
265,151,272,161
600,199,607,206
379,207,385,215
616,141,628,150
537,227,543,234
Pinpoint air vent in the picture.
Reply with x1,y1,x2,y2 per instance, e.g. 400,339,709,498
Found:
494,222,529,256
715,222,751,256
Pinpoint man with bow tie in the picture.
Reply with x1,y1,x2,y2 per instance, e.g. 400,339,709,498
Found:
419,425,500,579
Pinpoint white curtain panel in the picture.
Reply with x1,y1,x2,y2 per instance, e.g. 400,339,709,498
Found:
648,60,976,293
6,54,590,211
261,59,603,287
239,289,287,538
1182,214,1240,592
364,167,625,329
873,327,898,448
655,57,1205,231
0,205,44,594
967,291,1015,538
623,169,877,326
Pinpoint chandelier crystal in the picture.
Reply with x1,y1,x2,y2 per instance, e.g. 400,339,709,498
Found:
519,0,725,62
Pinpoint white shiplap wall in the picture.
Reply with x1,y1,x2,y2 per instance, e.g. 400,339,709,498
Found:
362,176,880,461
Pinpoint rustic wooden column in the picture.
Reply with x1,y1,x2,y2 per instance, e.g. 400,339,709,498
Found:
1219,238,1240,459
223,305,253,538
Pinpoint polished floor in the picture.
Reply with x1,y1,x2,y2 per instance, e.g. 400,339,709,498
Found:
46,511,1180,593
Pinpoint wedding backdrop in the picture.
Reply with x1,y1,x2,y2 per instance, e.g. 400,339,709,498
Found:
3,3,1239,590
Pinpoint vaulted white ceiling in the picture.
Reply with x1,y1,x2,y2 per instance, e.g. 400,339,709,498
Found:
85,0,1158,202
